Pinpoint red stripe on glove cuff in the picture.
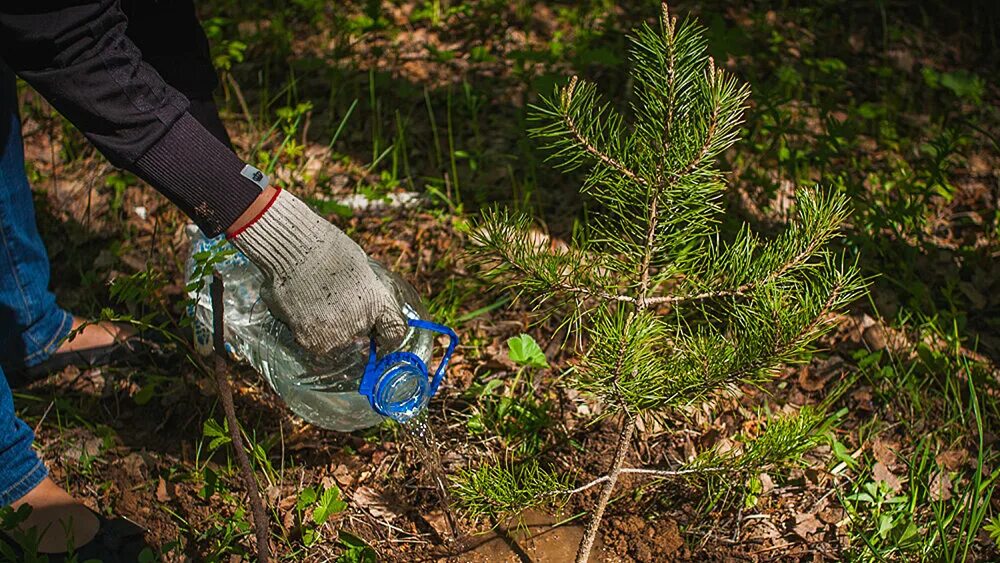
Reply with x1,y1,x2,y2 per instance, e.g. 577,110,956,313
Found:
226,186,283,240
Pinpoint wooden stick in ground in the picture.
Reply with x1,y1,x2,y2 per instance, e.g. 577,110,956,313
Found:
212,271,272,562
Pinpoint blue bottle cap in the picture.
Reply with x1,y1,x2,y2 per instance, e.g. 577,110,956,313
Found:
358,319,458,422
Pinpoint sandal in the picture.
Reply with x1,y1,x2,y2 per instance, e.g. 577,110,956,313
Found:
1,509,151,562
6,332,162,382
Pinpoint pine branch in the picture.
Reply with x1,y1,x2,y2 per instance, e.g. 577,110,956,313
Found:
566,408,829,501
631,7,708,161
470,208,621,312
562,466,727,495
561,77,646,186
636,230,829,305
680,187,852,299
671,57,720,180
579,257,865,413
637,187,660,305
690,269,859,397
644,287,746,305
532,77,644,186
656,2,678,153
687,407,832,507
452,459,571,520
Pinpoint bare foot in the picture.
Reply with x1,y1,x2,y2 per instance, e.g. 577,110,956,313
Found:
58,317,135,354
7,477,100,554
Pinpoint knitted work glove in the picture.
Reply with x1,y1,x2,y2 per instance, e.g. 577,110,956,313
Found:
229,189,407,355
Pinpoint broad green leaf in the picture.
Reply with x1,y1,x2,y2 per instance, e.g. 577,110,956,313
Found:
337,531,377,563
297,486,318,512
877,513,893,539
203,419,231,451
313,486,348,525
134,382,157,406
200,467,219,500
507,334,549,369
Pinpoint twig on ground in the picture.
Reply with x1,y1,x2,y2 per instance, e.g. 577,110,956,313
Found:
225,73,257,136
33,401,55,435
211,272,271,563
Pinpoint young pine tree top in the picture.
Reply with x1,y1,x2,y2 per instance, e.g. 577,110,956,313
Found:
473,3,864,416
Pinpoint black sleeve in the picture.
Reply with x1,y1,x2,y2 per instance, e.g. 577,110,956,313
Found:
121,0,219,101
0,1,261,236
121,0,232,148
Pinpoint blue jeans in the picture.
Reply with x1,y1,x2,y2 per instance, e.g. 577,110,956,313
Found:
0,64,66,504
0,364,47,506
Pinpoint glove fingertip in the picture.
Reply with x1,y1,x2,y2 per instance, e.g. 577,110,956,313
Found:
374,308,408,351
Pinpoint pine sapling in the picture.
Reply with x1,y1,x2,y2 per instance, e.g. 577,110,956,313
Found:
462,3,866,561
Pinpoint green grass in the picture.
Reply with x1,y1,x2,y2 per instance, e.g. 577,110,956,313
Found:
841,314,1000,561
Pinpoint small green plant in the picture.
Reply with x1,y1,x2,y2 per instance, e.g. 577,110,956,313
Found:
465,334,554,456
295,484,348,546
506,333,549,369
336,531,377,563
465,3,866,560
984,517,1000,548
843,479,921,554
197,507,253,562
0,505,43,563
842,351,1000,562
104,171,132,215
200,417,279,486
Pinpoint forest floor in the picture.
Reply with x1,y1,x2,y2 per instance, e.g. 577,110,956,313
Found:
5,0,1000,561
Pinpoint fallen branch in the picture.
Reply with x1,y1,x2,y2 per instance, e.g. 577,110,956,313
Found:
212,272,271,563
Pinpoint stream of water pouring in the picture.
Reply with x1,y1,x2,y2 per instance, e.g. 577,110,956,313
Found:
400,411,461,541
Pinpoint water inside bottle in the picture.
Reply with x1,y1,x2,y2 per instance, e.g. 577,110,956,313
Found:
255,309,434,431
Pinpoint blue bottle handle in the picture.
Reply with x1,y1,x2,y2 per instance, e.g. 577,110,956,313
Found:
358,319,458,418
406,319,459,396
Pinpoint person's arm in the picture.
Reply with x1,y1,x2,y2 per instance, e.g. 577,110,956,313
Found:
0,1,406,353
0,0,259,237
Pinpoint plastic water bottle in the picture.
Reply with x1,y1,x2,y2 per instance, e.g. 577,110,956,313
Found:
184,226,457,432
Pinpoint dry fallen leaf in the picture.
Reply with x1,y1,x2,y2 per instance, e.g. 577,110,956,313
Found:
156,477,175,502
119,453,147,481
793,513,824,539
798,366,833,392
424,509,452,538
852,388,875,412
862,324,887,351
929,471,953,501
353,486,399,521
333,464,355,488
745,519,781,542
871,438,899,466
759,473,775,495
936,449,968,471
872,461,903,493
818,507,846,525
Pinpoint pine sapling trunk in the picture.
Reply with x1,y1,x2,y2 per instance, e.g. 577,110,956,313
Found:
576,413,637,563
